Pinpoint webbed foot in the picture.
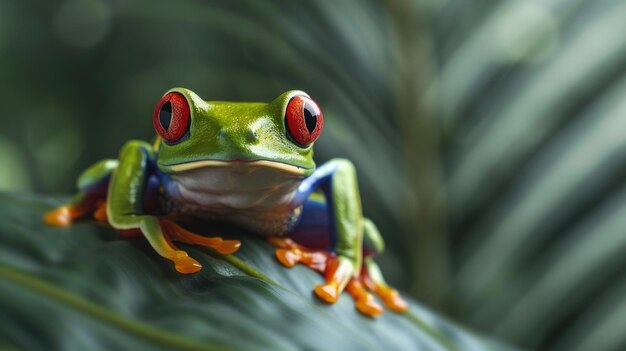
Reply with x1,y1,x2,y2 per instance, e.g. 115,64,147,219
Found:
44,199,104,227
361,257,408,313
171,250,203,274
43,205,77,227
345,276,384,317
270,238,329,272
93,202,108,223
268,237,406,317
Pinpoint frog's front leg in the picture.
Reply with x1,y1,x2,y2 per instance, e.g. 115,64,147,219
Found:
309,160,363,303
108,141,239,274
270,217,407,316
107,141,199,273
271,158,406,316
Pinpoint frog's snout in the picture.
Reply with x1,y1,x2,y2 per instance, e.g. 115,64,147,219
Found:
214,127,260,152
216,125,259,145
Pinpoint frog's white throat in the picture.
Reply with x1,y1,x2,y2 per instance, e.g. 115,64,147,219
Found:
164,162,305,235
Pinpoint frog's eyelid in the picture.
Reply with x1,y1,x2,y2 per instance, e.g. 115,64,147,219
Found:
164,88,208,113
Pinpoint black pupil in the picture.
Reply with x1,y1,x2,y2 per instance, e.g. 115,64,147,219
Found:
303,102,317,134
159,101,173,131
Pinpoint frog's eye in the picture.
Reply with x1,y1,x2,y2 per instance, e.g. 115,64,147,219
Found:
153,92,190,144
285,95,324,147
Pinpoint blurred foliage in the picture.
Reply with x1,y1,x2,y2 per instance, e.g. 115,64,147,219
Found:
0,0,625,350
0,193,516,351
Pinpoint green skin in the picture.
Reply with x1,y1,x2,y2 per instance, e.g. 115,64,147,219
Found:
74,88,387,300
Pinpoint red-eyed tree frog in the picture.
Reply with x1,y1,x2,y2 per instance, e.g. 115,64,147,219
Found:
44,88,407,317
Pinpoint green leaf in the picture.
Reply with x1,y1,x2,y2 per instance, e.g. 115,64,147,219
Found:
0,192,512,351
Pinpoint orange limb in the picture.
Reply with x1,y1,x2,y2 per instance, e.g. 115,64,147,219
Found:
93,202,108,223
169,250,203,274
268,237,330,273
268,236,407,317
361,268,408,313
314,256,354,305
267,237,345,304
159,226,202,274
267,237,362,312
43,199,102,227
345,278,383,317
172,253,203,274
160,219,241,255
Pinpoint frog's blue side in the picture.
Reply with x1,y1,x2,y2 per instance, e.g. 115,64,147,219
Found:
288,162,337,250
288,196,331,250
289,196,379,258
286,162,380,257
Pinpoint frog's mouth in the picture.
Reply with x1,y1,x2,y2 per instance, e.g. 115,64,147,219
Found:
167,159,309,176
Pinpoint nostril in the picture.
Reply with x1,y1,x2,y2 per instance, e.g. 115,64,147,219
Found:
246,130,259,143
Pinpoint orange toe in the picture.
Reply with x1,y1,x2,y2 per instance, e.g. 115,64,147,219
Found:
93,202,108,223
276,248,301,267
214,239,241,255
380,288,409,313
314,283,339,303
43,206,73,227
355,294,384,317
172,253,202,274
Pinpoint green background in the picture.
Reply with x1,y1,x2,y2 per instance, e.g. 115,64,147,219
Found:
0,0,625,350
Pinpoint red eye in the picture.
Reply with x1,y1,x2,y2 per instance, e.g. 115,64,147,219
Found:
153,92,190,143
285,95,324,147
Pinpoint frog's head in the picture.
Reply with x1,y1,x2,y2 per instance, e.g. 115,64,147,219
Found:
154,88,322,177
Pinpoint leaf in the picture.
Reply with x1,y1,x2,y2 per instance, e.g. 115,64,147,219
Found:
0,192,512,351
8,0,625,349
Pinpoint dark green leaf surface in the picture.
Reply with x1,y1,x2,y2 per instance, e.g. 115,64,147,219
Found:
5,0,624,349
0,192,512,351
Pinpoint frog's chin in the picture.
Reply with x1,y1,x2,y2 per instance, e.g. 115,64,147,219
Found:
165,159,310,176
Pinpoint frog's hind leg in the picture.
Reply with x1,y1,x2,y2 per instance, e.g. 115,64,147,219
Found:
271,218,408,316
268,217,406,316
267,236,373,313
43,193,96,227
44,159,118,227
321,219,408,316
159,219,241,255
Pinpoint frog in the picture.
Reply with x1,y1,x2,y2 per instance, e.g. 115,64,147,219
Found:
43,88,407,317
